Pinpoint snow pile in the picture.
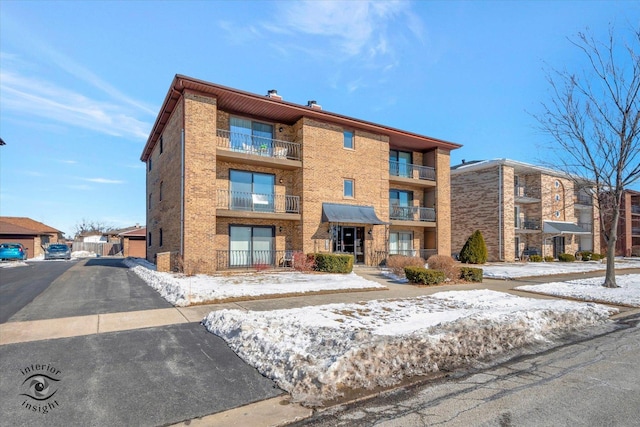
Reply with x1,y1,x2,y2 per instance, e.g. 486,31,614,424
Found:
71,251,98,259
123,258,385,306
517,274,640,307
0,261,28,268
204,290,616,405
483,258,640,279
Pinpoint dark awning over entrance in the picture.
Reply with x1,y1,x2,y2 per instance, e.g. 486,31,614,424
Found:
543,221,590,235
322,203,387,225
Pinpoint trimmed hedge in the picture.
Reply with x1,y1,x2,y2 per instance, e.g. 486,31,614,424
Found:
313,253,354,273
544,256,554,262
404,266,446,285
558,253,576,262
529,255,543,262
459,267,483,282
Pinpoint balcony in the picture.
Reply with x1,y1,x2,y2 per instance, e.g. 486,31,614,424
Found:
388,160,436,187
389,206,436,227
216,129,302,169
631,205,640,215
216,249,301,270
514,185,540,203
515,217,541,232
574,194,593,209
216,190,301,220
578,222,593,232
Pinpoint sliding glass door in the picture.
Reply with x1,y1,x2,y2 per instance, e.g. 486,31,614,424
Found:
229,226,274,267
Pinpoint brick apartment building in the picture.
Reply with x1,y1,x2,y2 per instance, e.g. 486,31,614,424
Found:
141,75,461,273
450,159,601,262
614,189,640,257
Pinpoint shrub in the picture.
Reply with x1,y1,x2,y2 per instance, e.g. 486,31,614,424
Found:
386,255,425,278
427,254,460,280
313,253,353,273
579,251,593,261
459,230,488,264
591,253,603,261
544,256,554,262
293,252,316,272
459,266,483,282
529,255,543,262
404,266,446,285
558,253,576,262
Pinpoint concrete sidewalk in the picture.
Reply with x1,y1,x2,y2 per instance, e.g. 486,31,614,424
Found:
3,266,639,345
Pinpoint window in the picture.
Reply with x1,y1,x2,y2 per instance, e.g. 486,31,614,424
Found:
148,193,152,210
343,179,354,198
389,150,412,177
555,180,560,188
159,228,163,247
159,181,163,201
554,194,560,201
389,232,413,255
555,210,561,218
159,136,163,154
229,225,274,267
343,131,354,149
148,232,152,247
148,158,152,171
230,117,274,153
230,170,275,211
390,190,414,220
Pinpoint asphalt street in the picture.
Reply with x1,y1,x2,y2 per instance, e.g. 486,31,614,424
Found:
294,314,640,426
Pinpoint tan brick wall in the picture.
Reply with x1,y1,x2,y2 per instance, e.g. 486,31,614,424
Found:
299,117,390,262
146,97,184,266
435,149,451,256
451,165,501,260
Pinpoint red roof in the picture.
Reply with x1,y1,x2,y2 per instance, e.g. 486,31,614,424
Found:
141,75,462,161
0,220,40,236
0,217,60,234
118,227,147,237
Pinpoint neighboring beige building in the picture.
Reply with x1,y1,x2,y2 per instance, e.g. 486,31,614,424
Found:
141,75,461,273
450,159,601,262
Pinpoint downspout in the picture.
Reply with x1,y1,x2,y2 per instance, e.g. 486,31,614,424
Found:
180,128,185,258
498,166,503,261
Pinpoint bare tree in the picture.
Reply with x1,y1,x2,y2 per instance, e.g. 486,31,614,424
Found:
73,218,113,239
535,26,640,288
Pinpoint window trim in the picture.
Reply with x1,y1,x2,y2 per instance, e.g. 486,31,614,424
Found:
343,179,355,198
343,130,354,150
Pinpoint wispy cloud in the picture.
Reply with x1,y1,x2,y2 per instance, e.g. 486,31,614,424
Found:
83,178,125,184
58,159,77,165
0,71,151,140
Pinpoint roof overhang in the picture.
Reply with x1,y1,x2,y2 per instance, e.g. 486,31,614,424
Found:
141,75,462,161
543,221,591,235
322,203,387,225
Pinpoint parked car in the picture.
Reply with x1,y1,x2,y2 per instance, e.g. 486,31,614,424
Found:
45,244,71,260
0,242,27,261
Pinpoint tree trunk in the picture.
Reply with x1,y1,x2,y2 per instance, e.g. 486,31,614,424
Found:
602,238,618,288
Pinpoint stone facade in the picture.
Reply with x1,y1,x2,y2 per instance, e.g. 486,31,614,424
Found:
142,76,460,273
451,160,601,262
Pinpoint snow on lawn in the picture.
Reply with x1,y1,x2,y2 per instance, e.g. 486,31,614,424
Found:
483,258,640,279
204,290,616,405
0,261,28,268
516,274,640,307
123,258,386,306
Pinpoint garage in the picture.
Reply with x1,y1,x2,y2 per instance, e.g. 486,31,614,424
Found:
0,236,35,259
119,227,147,258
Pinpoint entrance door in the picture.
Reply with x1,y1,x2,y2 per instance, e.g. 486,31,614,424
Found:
553,236,565,259
334,226,365,263
341,227,355,255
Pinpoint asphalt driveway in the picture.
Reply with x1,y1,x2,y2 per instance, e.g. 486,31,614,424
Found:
0,257,284,426
5,258,172,322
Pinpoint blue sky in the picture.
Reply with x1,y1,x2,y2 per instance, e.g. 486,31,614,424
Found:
1,1,638,237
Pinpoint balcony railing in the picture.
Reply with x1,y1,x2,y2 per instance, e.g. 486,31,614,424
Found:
216,249,300,270
578,222,593,232
575,194,593,206
389,206,436,222
631,205,640,214
516,218,541,230
389,160,435,181
216,129,302,161
217,190,300,214
514,185,540,199
632,227,640,236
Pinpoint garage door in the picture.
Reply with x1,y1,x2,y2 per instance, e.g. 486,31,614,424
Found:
0,236,35,259
128,238,146,258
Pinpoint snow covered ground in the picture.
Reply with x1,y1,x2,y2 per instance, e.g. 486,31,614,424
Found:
124,258,386,306
482,258,640,279
204,290,617,405
517,274,640,307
